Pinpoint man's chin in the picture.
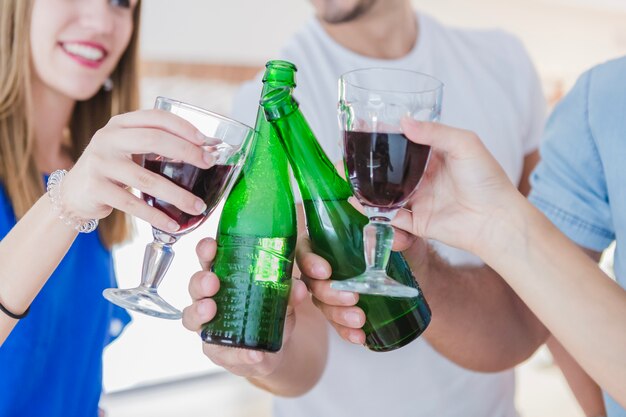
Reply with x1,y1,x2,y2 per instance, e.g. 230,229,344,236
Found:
319,0,378,25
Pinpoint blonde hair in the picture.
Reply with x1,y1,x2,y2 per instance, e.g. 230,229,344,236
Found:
0,0,142,248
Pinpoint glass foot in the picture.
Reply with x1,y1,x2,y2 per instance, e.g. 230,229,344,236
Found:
103,287,182,320
331,274,419,298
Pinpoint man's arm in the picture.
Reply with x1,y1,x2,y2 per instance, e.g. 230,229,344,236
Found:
405,242,549,371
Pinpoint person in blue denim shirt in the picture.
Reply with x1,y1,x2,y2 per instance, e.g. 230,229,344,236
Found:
283,57,626,415
388,58,626,414
527,56,626,417
0,1,216,416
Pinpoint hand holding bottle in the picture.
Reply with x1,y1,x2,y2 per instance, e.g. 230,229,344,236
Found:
295,236,365,345
182,238,309,377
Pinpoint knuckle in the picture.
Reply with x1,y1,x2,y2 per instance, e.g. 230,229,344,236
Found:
136,170,156,189
316,282,333,301
183,142,201,163
330,307,344,324
184,192,200,210
122,195,140,212
149,208,168,227
142,130,160,149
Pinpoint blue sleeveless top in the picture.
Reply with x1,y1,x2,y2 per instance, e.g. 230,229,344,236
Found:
0,181,131,417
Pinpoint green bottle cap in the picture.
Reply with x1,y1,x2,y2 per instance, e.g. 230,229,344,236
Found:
265,60,297,71
263,60,298,86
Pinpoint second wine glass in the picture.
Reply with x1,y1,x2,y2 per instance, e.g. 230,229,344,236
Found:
103,97,254,319
331,68,443,298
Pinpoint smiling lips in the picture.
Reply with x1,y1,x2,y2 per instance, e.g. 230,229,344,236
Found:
60,41,108,69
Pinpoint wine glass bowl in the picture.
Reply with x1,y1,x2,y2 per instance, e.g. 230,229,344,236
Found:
103,97,254,319
331,68,443,298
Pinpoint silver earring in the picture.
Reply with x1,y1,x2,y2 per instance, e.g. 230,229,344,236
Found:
103,77,114,92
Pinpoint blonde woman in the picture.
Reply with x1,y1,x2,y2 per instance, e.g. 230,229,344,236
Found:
0,0,214,415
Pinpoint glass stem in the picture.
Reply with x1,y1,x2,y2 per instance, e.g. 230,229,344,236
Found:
140,229,178,290
363,217,394,274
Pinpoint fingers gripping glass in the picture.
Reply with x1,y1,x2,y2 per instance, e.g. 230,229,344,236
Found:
103,97,254,319
331,68,443,298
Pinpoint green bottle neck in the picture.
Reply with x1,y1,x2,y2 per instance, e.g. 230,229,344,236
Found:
265,95,353,202
217,75,297,239
243,80,295,177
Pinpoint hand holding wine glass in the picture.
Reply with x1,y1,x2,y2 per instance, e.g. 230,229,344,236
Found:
391,119,522,257
103,97,254,319
61,109,216,233
330,68,443,298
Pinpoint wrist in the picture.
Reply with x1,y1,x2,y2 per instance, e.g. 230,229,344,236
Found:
474,192,537,266
47,170,99,233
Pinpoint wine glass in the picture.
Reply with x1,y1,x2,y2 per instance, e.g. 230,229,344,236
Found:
103,97,254,319
331,68,443,297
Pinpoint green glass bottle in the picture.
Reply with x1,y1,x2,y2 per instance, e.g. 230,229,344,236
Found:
263,85,431,352
200,61,298,352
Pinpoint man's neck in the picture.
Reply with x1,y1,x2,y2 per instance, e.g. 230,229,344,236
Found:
320,1,418,60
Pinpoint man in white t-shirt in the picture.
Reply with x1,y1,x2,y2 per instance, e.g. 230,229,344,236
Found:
182,1,601,416
240,1,540,416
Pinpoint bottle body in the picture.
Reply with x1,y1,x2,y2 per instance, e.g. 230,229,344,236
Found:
201,233,294,352
264,86,431,352
201,62,297,352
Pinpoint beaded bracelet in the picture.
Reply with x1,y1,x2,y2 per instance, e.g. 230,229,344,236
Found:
0,299,29,320
47,169,99,233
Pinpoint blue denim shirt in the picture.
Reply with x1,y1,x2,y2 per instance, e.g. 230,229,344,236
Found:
529,56,626,417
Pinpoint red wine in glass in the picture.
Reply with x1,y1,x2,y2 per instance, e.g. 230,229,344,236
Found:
344,131,431,208
143,157,235,233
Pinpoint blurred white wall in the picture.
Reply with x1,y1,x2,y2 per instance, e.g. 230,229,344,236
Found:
140,0,626,85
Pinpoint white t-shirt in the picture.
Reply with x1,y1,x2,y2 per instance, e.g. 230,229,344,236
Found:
231,12,545,417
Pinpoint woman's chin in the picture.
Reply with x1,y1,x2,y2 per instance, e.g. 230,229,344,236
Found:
62,84,108,102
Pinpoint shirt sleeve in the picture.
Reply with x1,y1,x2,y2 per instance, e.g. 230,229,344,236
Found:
529,69,614,251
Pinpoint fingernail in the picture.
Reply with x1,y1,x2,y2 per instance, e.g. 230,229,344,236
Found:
312,264,328,277
348,332,363,344
203,150,215,165
248,351,262,363
345,312,362,326
197,301,208,316
195,199,207,213
339,291,357,304
168,221,180,232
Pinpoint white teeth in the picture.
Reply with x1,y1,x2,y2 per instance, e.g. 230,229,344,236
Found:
62,43,105,62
